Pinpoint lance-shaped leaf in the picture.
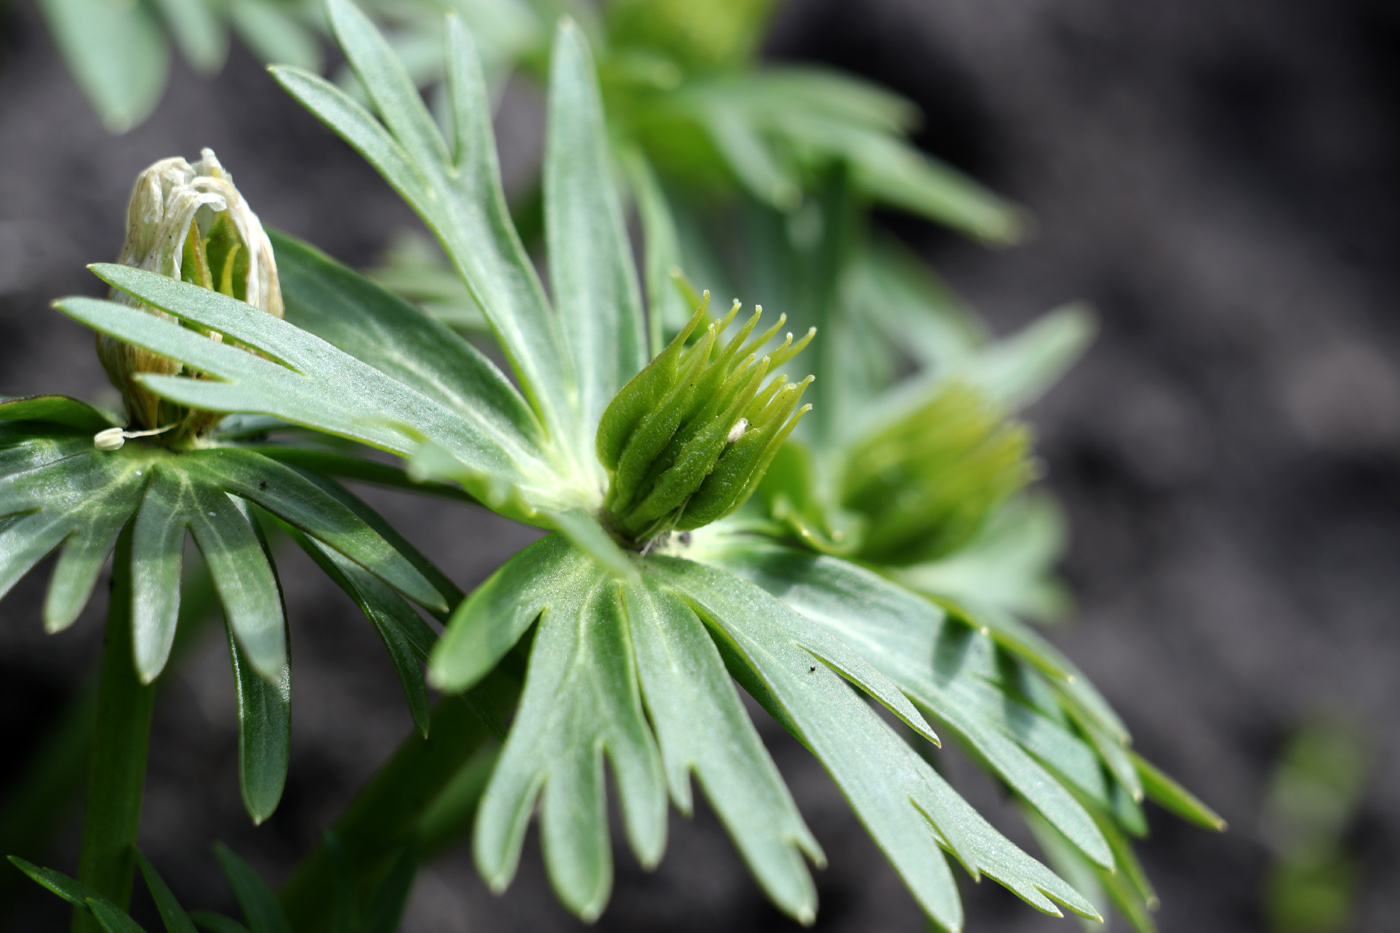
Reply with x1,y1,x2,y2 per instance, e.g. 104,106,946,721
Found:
545,21,648,440
701,539,1119,869
473,567,666,921
271,231,538,449
625,576,824,922
270,0,587,469
649,555,1100,928
214,843,292,933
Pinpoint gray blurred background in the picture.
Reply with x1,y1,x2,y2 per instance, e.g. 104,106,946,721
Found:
2,0,1397,929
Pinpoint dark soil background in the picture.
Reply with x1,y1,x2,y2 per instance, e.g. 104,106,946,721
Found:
2,0,1398,930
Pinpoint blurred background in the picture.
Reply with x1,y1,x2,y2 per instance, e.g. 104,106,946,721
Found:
1,0,1397,929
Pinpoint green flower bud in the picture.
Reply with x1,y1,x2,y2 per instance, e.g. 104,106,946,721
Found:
98,148,282,445
606,0,778,70
598,294,815,547
840,383,1034,566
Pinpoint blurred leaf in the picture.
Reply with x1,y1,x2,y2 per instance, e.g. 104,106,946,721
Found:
36,0,169,132
213,843,291,933
151,0,228,73
227,0,323,72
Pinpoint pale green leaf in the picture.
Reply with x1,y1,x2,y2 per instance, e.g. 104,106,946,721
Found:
36,0,169,132
970,304,1096,409
703,541,1115,869
626,577,822,923
191,486,285,681
652,556,1099,926
474,570,665,922
151,0,227,73
272,231,538,448
227,0,322,72
429,534,593,694
130,466,189,683
545,21,647,433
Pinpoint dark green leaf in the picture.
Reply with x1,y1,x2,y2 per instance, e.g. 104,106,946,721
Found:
189,912,251,933
88,897,149,933
130,466,190,683
213,843,290,933
220,502,290,825
135,850,198,933
7,855,104,907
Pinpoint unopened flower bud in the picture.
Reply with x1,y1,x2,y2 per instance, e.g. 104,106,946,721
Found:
841,383,1033,565
98,148,282,444
598,294,815,546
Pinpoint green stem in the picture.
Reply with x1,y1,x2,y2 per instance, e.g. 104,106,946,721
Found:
279,674,516,931
73,524,155,932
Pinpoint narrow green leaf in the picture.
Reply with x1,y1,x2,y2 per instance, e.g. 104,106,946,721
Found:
35,0,169,132
271,230,540,448
474,571,665,921
277,3,579,462
545,20,647,433
653,557,1102,924
43,503,130,634
7,855,104,907
971,304,1096,409
130,466,189,683
626,578,822,923
190,486,285,681
703,106,798,209
0,395,114,431
652,557,938,745
212,844,290,933
186,448,447,611
189,912,251,933
707,542,1114,869
135,850,198,933
87,897,149,933
325,0,448,173
623,151,691,357
1133,752,1226,831
224,607,291,826
59,272,558,518
440,14,581,460
430,534,593,692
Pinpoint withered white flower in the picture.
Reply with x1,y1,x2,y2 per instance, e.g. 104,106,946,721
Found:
97,148,282,442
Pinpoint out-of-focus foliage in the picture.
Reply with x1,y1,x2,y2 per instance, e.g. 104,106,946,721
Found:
1261,714,1369,933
